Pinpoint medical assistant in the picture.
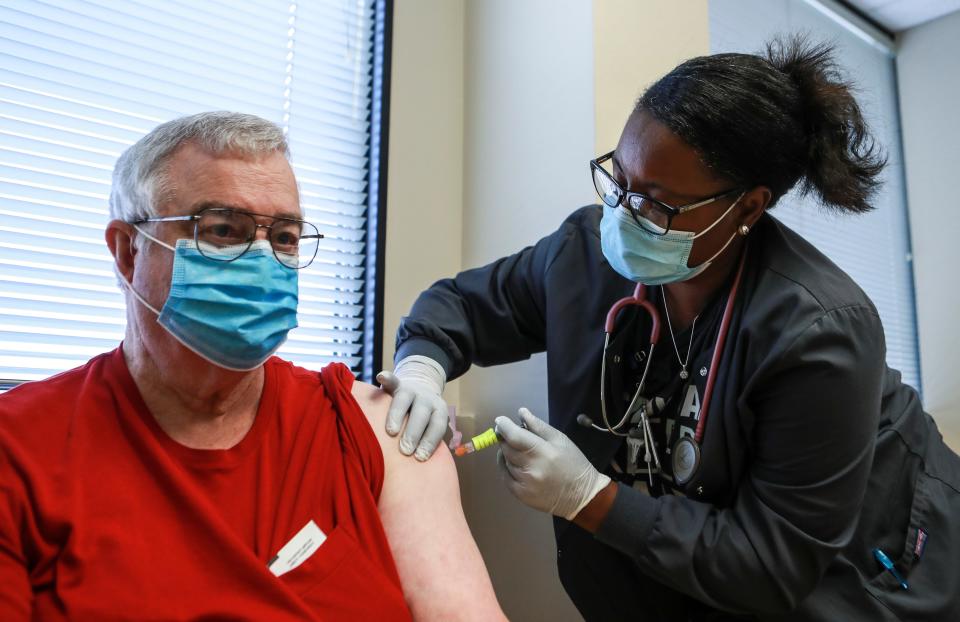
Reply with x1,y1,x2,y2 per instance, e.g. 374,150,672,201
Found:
396,205,960,620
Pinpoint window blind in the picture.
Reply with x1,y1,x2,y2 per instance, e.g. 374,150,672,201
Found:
709,0,922,393
0,0,382,383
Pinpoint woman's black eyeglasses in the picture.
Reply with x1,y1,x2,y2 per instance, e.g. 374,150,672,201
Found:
590,151,740,235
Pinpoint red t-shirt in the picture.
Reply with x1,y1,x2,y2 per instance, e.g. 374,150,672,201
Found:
0,347,412,621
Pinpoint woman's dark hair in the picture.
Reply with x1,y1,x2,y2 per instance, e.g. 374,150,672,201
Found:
636,35,886,213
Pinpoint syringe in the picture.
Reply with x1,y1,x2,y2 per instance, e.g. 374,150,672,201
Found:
453,413,530,457
453,427,502,457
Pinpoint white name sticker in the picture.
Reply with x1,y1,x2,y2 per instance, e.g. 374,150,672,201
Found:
267,520,327,577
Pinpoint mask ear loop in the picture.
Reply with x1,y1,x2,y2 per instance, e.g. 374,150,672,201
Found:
690,192,745,240
116,268,162,317
113,225,173,317
687,192,747,269
132,224,176,252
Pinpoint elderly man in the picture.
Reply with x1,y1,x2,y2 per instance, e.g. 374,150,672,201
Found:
0,112,504,621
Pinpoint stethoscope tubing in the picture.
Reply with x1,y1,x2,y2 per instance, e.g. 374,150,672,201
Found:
597,249,748,442
694,250,747,443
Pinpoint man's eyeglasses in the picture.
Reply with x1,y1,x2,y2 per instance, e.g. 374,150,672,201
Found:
133,207,323,269
590,151,740,235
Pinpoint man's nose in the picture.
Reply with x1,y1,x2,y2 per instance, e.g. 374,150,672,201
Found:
252,224,272,241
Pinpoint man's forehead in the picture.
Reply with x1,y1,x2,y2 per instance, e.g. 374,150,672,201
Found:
159,144,301,217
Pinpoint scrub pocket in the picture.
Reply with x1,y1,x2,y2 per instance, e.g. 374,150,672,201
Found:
864,442,960,620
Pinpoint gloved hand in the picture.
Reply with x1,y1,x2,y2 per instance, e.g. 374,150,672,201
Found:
376,355,449,461
496,408,612,520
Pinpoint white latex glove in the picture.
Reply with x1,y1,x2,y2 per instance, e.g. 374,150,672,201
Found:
376,355,449,461
496,408,612,521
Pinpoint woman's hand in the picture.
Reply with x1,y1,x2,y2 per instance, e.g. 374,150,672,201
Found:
377,355,449,461
496,408,612,521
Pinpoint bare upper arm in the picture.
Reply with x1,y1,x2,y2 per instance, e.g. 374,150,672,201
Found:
351,381,505,621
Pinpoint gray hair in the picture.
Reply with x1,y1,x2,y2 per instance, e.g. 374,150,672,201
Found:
109,111,290,222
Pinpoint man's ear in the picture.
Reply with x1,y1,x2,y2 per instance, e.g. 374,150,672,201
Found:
105,220,137,284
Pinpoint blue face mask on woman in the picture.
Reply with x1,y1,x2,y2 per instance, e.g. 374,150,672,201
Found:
122,228,299,371
600,193,744,285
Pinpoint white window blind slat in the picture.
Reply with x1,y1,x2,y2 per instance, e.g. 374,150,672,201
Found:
0,181,108,210
284,117,371,146
0,202,107,227
0,242,110,265
282,41,373,75
288,135,368,158
1,145,116,177
0,72,194,123
710,0,921,393
0,130,122,166
82,0,286,48
12,2,286,76
0,156,111,187
0,0,382,383
0,20,283,92
300,200,366,220
293,158,368,182
307,222,365,243
0,97,152,136
0,164,109,195
1,116,129,152
0,66,242,122
1,9,286,87
1,48,286,117
272,107,370,137
0,60,283,123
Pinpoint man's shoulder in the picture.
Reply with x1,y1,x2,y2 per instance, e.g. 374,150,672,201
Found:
268,358,386,421
0,351,122,492
348,379,403,473
349,379,456,480
265,356,323,385
0,351,116,435
349,379,390,433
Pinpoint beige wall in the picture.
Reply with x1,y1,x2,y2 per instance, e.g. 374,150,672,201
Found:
897,10,960,448
385,1,709,619
457,1,595,618
382,0,465,406
593,0,709,153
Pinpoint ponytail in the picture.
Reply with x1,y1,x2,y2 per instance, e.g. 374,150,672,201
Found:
765,36,885,213
636,34,886,213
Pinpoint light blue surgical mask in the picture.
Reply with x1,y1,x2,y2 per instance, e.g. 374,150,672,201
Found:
122,228,299,371
600,193,744,285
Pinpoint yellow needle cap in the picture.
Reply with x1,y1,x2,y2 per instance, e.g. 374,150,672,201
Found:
471,427,500,451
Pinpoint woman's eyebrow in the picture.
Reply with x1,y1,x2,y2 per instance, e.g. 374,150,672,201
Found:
611,155,683,198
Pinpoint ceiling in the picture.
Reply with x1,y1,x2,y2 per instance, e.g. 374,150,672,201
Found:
843,0,960,32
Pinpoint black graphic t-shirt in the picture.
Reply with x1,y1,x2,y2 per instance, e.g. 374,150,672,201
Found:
605,285,726,497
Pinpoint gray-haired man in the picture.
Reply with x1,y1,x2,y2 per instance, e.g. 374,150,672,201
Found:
0,112,504,621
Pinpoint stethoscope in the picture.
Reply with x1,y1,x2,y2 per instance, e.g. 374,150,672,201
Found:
577,250,748,488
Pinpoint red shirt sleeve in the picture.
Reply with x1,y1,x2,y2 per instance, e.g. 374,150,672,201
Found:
0,447,32,621
320,362,385,500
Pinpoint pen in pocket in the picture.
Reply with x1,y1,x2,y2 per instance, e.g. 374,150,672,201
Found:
873,548,908,590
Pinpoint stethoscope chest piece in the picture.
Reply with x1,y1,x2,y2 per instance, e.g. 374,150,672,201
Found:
672,436,701,486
